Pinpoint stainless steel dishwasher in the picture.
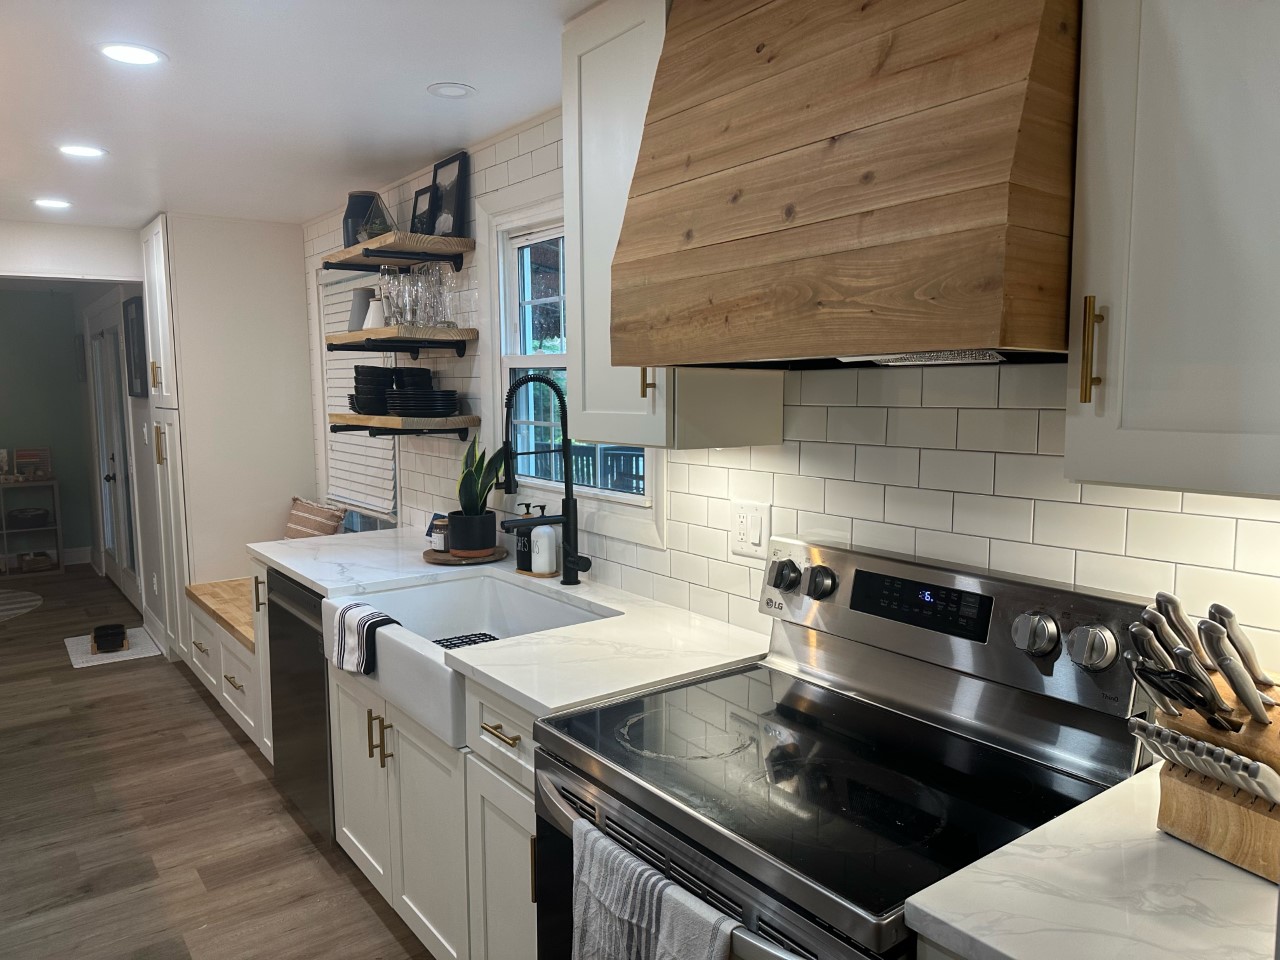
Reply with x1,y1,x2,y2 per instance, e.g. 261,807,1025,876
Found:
267,568,333,842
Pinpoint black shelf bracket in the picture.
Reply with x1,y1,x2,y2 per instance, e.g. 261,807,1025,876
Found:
326,337,469,359
330,424,471,442
321,249,465,274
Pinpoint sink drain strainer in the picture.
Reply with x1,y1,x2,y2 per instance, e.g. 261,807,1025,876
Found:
434,632,501,650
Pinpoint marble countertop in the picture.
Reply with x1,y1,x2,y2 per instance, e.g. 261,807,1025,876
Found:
906,766,1277,960
248,528,769,716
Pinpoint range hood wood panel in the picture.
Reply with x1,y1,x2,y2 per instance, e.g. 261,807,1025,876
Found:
611,0,1081,367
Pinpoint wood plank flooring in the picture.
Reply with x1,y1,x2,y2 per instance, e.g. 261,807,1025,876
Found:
0,567,432,960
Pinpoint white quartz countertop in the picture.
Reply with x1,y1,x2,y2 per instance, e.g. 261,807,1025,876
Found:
248,527,769,715
906,766,1277,960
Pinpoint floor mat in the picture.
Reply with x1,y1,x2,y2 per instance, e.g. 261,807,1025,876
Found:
64,628,161,668
0,589,42,624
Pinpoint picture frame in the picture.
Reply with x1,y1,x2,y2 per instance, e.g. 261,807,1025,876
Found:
425,151,470,238
409,185,435,235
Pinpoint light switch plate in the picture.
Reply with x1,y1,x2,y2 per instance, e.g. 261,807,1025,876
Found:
731,500,770,559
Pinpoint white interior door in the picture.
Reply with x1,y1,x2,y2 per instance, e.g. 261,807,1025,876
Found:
89,329,142,608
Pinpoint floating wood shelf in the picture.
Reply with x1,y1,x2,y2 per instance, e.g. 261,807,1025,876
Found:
329,413,480,442
322,231,475,273
325,325,478,359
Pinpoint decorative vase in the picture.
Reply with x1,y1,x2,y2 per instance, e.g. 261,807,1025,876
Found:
448,510,497,558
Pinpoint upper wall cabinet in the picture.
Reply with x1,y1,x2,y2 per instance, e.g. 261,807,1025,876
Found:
1065,0,1280,497
562,0,783,448
140,214,179,408
609,0,1081,367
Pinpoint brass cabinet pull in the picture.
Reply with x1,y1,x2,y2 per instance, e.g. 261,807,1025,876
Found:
367,708,378,759
193,640,208,655
481,721,522,748
150,360,160,389
639,366,657,399
377,716,394,769
154,426,166,466
1080,295,1105,403
529,835,538,904
253,575,265,612
223,674,244,692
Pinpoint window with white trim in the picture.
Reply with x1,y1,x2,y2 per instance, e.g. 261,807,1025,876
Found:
499,226,648,501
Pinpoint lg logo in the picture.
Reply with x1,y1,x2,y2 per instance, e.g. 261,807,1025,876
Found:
765,598,783,610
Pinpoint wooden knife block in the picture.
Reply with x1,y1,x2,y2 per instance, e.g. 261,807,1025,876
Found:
1155,671,1280,881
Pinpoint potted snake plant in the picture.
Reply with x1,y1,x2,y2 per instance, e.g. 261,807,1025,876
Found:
450,437,504,558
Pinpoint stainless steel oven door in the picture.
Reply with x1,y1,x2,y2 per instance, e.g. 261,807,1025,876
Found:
534,750,882,960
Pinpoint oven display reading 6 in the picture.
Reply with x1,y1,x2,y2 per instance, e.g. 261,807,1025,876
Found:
850,571,993,643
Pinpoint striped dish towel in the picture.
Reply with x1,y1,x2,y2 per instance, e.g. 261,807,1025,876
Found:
572,818,739,960
331,602,398,676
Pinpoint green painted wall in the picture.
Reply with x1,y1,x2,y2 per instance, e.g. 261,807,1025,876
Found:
0,290,95,551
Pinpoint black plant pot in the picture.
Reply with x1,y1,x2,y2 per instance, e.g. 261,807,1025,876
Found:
448,510,497,558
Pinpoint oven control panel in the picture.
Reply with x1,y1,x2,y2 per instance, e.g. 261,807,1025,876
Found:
849,571,993,644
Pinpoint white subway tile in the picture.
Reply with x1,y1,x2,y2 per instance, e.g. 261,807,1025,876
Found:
652,575,690,610
859,367,922,406
669,448,709,465
1081,485,1182,511
855,446,919,487
668,462,689,493
670,492,709,526
994,454,1080,502
922,365,999,408
798,511,852,547
495,135,519,162
636,545,670,576
1237,520,1280,577
957,409,1039,453
707,497,730,530
916,530,989,568
689,585,729,623
506,152,533,184
1176,565,1280,631
1076,551,1174,598
799,441,855,480
542,115,563,142
1182,493,1280,522
772,506,798,538
518,125,545,155
485,161,510,191
887,408,957,449
801,368,858,406
783,405,827,441
707,447,752,469
998,364,1067,409
919,450,994,494
774,474,826,510
728,469,774,503
688,465,729,499
852,520,916,554
670,551,709,586
783,370,803,404
989,540,1075,583
1037,410,1065,455
589,557,622,588
620,565,654,599
885,487,953,531
728,595,772,635
531,142,559,177
667,520,689,553
827,407,887,445
953,494,1033,542
826,480,884,520
606,539,638,567
1127,510,1235,567
471,143,497,171
751,441,800,474
688,524,728,561
1034,501,1126,553
708,559,751,597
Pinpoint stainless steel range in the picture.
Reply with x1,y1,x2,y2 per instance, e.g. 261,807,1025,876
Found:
533,539,1153,959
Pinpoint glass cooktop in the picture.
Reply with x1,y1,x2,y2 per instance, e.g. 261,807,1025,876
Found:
543,665,1103,917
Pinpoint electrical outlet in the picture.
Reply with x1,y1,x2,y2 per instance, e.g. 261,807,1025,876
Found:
730,500,770,559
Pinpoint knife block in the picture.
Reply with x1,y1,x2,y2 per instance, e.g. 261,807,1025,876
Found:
1155,671,1280,881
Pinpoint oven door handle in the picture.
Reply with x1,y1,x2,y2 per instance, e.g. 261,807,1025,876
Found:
535,770,582,835
730,929,807,960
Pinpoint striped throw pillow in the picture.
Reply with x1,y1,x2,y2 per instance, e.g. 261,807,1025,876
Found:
285,497,346,539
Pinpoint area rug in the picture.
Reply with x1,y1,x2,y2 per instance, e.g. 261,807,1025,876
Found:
64,628,161,668
0,589,42,623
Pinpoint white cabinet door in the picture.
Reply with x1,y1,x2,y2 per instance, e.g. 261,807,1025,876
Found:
330,669,393,899
251,558,273,762
387,705,470,960
140,214,179,409
465,754,537,960
1066,0,1280,496
154,407,188,657
563,0,668,446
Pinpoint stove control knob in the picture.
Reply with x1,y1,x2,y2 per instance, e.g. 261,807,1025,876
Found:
768,558,802,593
803,565,839,601
1067,625,1119,671
1012,612,1060,657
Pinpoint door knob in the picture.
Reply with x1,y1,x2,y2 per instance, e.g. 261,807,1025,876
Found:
103,473,116,483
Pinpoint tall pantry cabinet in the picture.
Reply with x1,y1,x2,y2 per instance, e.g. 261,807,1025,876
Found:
134,213,317,658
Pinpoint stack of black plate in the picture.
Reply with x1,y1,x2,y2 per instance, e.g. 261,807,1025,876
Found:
394,367,434,391
385,389,459,418
352,364,394,415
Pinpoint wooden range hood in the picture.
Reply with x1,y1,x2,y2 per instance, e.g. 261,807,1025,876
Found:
610,0,1081,366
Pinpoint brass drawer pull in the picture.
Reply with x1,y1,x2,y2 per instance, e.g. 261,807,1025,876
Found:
377,716,394,769
481,721,522,748
367,708,378,759
193,640,208,655
150,360,160,389
154,425,166,465
223,674,244,692
253,575,265,612
639,366,657,399
1080,295,1105,403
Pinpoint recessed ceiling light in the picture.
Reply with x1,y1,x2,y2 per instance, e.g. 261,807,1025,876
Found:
59,144,107,158
34,198,72,209
98,43,166,65
428,82,476,100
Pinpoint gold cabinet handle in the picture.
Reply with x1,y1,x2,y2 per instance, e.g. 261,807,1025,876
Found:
639,366,657,399
154,425,166,466
193,640,208,655
1080,295,1105,403
253,575,265,612
150,360,160,389
367,708,378,759
223,674,244,692
529,835,538,904
377,716,394,769
481,721,521,748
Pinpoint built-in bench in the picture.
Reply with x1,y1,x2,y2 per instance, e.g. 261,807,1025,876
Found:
186,578,255,652
183,577,266,757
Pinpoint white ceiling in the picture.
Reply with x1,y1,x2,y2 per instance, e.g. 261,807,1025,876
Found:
0,0,597,229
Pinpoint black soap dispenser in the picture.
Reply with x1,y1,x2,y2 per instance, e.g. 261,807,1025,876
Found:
515,503,534,572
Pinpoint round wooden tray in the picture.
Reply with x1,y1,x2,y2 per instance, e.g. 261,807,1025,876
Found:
423,546,509,566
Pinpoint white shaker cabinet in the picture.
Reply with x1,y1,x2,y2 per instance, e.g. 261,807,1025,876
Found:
140,215,180,409
330,668,394,899
466,753,537,960
1066,0,1280,496
562,0,783,449
153,407,188,656
251,558,273,762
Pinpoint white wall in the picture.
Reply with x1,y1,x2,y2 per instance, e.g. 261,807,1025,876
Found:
0,219,142,281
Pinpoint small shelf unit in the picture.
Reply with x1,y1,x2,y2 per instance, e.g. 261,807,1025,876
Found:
325,325,478,360
0,479,65,578
329,413,480,442
321,231,475,273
